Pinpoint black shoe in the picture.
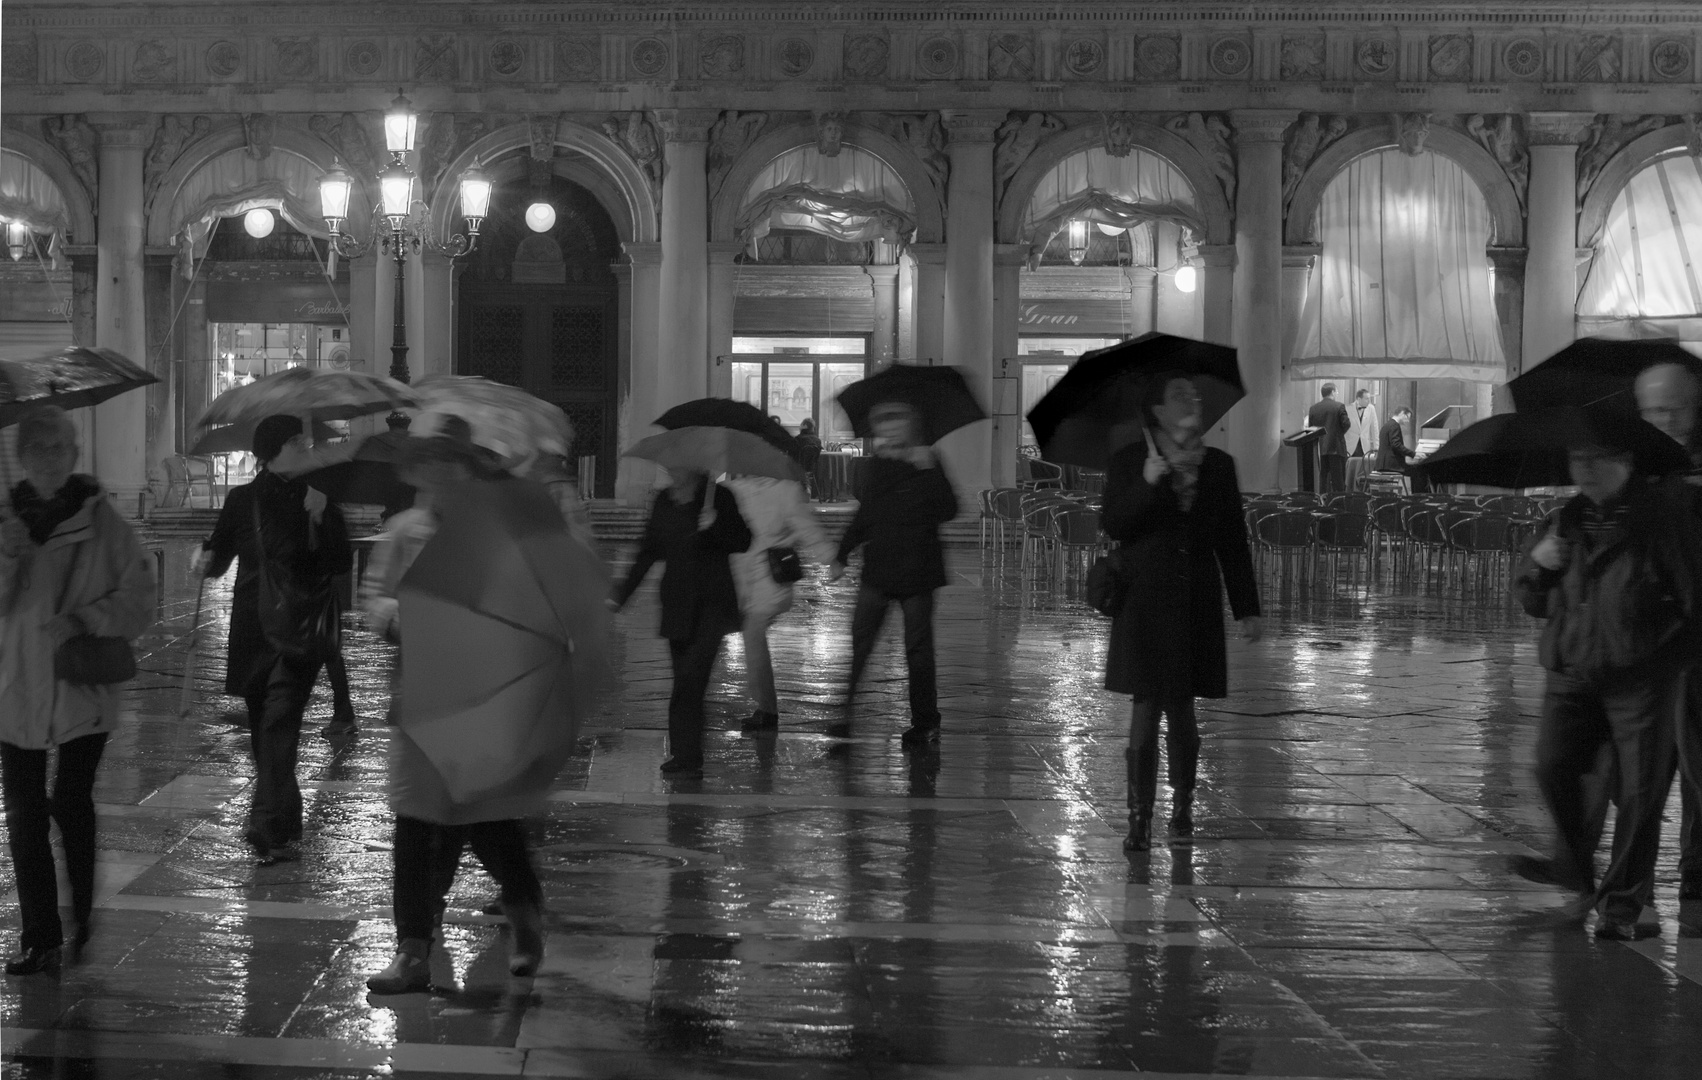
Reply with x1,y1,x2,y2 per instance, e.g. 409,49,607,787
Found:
1168,789,1195,835
68,923,91,964
1595,916,1660,941
900,724,940,747
740,711,780,733
1509,855,1562,887
659,757,703,777
1123,808,1153,853
321,718,359,739
824,721,852,739
481,900,505,917
5,945,61,976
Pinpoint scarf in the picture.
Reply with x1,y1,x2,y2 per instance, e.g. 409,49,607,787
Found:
1153,429,1206,512
10,474,101,545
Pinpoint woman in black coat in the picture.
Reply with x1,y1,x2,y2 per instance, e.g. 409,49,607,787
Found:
1102,376,1262,852
610,469,752,778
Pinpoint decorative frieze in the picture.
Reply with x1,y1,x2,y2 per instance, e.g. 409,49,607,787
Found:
1170,112,1237,206
707,110,767,192
43,114,99,204
994,112,1064,195
143,114,210,205
1466,113,1530,207
1576,115,1665,199
1282,113,1349,207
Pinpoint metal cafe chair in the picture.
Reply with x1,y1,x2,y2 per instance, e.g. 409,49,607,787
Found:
160,454,216,509
1052,506,1108,583
1254,509,1316,589
1312,511,1371,589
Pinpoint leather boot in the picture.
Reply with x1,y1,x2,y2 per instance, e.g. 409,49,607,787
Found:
366,938,432,994
1169,787,1195,835
1124,806,1154,852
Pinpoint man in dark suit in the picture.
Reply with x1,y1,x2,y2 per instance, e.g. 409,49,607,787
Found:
1306,384,1350,493
1375,406,1429,492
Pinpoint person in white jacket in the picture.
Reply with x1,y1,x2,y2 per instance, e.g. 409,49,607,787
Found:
1343,389,1380,492
722,475,836,731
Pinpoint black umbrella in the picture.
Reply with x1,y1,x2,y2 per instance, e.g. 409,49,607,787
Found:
298,430,416,511
0,346,159,427
655,398,799,456
1413,407,1690,489
189,418,342,456
1506,337,1702,414
1025,332,1244,470
835,364,987,445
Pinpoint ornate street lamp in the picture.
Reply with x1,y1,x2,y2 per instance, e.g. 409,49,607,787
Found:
317,90,490,389
5,220,33,262
1066,219,1090,266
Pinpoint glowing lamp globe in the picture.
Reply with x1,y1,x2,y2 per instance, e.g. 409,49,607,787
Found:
524,202,557,233
243,208,276,238
1174,264,1197,294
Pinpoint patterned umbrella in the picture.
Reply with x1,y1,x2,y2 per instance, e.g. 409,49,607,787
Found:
411,375,574,465
189,418,342,455
0,346,159,428
196,366,416,427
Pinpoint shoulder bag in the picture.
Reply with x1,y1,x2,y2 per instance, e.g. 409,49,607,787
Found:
52,533,138,686
766,546,804,584
1085,547,1136,618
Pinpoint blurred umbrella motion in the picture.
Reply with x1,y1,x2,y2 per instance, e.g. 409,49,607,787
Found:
411,374,574,465
625,425,802,482
836,364,987,445
189,418,342,456
1026,333,1244,470
656,397,799,455
0,346,158,427
292,429,416,509
196,366,416,427
395,475,612,810
1413,406,1691,489
1505,337,1702,414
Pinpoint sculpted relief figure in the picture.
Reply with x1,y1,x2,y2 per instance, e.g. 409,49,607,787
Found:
994,112,1064,194
884,112,949,191
1282,114,1348,206
242,113,276,161
1102,112,1138,158
1168,112,1236,208
602,112,663,187
528,113,560,161
707,110,768,192
44,115,99,203
1686,114,1702,159
144,115,199,206
1466,114,1529,207
1393,113,1431,157
1576,115,1664,200
815,112,846,158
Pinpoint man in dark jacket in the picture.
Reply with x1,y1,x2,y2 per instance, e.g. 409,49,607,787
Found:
827,404,958,746
1514,442,1702,939
611,470,752,777
1375,406,1430,493
200,415,353,862
1306,384,1350,493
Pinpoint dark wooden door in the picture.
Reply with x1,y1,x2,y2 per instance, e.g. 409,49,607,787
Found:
458,283,618,497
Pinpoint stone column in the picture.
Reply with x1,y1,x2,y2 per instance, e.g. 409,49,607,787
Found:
1195,244,1236,345
1153,223,1193,337
1521,113,1593,373
177,272,209,454
1128,266,1157,338
866,264,900,370
415,251,455,378
618,241,663,504
706,240,742,398
371,250,394,378
655,109,717,410
89,115,150,507
990,243,1026,488
1227,110,1296,492
1279,245,1320,489
940,110,1004,497
142,250,175,472
348,252,377,374
909,243,947,363
1489,246,1527,388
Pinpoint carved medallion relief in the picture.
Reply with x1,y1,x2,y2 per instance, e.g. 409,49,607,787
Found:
555,36,600,81
917,37,960,79
1064,38,1104,79
345,40,383,78
206,40,242,79
274,37,318,80
1651,39,1693,80
629,38,669,78
1137,37,1181,81
699,35,745,79
489,40,526,78
843,33,888,80
776,38,814,78
1501,38,1545,80
1428,35,1471,80
64,42,105,82
1210,38,1251,79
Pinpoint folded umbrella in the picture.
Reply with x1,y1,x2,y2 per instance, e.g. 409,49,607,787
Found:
656,398,799,456
1026,332,1244,470
189,418,342,455
411,375,573,465
624,425,803,482
1506,337,1702,414
396,475,613,807
1413,407,1690,489
836,364,987,445
0,346,159,427
197,366,416,427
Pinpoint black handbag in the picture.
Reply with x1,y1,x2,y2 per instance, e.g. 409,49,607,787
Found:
1085,548,1135,617
252,500,337,658
52,536,138,687
766,545,804,584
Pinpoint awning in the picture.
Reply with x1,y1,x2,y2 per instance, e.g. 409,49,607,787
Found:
737,145,915,253
1020,147,1201,268
1578,153,1702,322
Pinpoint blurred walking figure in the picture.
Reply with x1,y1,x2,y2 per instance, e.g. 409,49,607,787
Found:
200,415,352,863
526,451,595,548
1102,377,1262,852
610,469,752,777
1515,436,1702,939
0,407,155,974
827,403,958,747
794,417,823,498
723,473,835,731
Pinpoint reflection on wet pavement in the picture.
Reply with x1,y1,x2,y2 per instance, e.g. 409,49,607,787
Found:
2,543,1700,1078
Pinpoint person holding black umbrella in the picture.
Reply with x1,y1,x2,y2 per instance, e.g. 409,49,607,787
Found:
1103,376,1262,852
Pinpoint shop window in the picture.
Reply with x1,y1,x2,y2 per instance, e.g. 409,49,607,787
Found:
729,335,869,446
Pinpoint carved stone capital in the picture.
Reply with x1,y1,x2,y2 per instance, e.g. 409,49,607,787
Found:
908,241,949,266
1487,246,1528,274
622,240,663,268
84,113,153,147
1525,111,1596,146
654,109,719,144
1229,110,1299,145
1282,244,1321,270
941,109,1008,143
1196,243,1238,268
993,242,1027,268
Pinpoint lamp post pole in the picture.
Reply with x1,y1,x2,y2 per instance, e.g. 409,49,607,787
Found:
390,241,409,385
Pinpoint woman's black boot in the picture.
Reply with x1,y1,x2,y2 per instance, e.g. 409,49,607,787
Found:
1124,806,1154,852
5,945,62,976
1169,788,1195,835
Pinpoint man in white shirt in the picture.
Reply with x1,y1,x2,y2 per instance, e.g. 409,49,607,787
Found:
1343,389,1380,492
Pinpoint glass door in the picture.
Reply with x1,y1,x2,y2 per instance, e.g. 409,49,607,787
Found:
729,353,869,446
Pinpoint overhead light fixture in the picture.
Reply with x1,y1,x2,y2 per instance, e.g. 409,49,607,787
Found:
1095,222,1126,236
1174,264,1197,294
318,166,353,234
384,90,418,158
458,161,492,239
243,208,275,238
4,220,30,262
524,201,556,233
379,158,416,232
1066,219,1089,266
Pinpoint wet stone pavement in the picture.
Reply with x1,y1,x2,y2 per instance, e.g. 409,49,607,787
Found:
2,542,1701,1079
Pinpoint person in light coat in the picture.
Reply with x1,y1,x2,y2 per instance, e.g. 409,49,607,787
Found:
1343,389,1380,492
0,406,154,975
723,475,836,731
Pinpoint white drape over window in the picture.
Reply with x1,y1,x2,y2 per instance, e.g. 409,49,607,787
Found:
0,150,72,242
166,147,333,244
1020,147,1200,267
738,145,915,252
1292,149,1505,381
1577,154,1702,342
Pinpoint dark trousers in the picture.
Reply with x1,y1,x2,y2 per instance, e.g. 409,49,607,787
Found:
848,586,940,727
392,815,541,943
242,652,324,847
1536,672,1678,921
1320,453,1346,493
324,648,355,723
0,733,108,950
668,629,724,765
1127,696,1199,808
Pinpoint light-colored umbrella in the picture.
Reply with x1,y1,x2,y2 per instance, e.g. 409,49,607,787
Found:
196,366,416,427
411,374,573,465
189,418,342,455
395,475,612,806
624,425,803,482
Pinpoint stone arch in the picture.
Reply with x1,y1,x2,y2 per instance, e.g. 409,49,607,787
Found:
429,121,657,246
1284,122,1525,247
1578,123,1696,250
0,125,98,244
997,121,1235,247
709,120,945,244
145,121,359,246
